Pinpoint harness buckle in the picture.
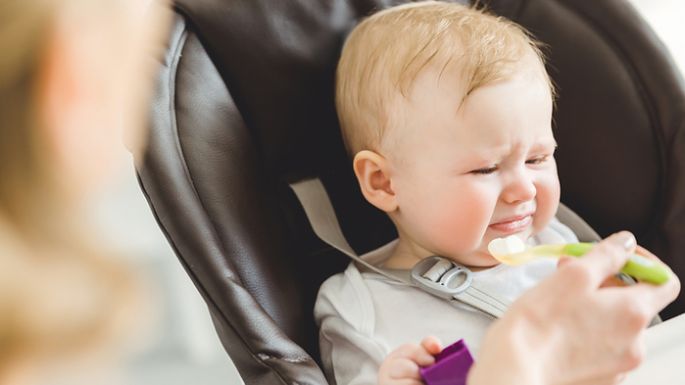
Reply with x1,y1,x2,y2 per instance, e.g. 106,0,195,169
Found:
410,256,473,299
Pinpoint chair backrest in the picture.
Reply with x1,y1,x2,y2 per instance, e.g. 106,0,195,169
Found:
136,0,685,384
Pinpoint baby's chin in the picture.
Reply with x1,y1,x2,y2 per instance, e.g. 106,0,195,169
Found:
450,249,501,271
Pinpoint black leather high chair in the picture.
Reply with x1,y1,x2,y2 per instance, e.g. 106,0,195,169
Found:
136,0,685,384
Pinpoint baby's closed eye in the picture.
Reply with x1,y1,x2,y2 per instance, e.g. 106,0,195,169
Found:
526,154,551,165
470,165,498,175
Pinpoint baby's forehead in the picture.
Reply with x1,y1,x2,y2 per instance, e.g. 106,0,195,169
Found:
394,56,547,114
379,61,554,154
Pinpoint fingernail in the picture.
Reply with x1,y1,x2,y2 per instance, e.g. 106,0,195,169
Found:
614,232,636,251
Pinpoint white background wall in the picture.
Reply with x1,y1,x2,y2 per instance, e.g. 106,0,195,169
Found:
630,0,685,69
98,1,683,384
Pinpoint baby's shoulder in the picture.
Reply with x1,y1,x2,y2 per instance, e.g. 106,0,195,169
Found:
317,262,364,296
315,263,375,328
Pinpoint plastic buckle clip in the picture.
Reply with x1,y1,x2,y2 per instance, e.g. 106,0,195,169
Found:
410,256,473,300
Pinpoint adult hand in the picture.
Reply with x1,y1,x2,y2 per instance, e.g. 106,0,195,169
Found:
468,231,681,385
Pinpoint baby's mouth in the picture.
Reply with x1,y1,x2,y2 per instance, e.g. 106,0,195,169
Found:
488,213,533,234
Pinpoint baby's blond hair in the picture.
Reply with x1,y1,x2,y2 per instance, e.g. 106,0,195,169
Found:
336,1,553,155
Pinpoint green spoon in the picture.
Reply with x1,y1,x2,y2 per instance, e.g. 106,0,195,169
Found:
488,236,670,285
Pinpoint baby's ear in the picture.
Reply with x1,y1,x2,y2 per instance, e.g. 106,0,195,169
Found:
352,150,398,213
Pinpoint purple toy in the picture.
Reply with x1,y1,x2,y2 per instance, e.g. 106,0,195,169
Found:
419,339,474,385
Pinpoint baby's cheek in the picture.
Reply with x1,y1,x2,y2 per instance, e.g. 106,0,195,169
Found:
533,175,561,232
436,194,493,251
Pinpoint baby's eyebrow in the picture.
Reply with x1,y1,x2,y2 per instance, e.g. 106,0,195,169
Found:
530,138,558,151
467,139,557,162
470,146,507,159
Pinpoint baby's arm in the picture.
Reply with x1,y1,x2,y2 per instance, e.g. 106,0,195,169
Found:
378,336,442,385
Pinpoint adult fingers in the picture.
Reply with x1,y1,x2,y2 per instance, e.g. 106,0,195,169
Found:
616,271,680,315
557,256,572,268
631,244,678,289
574,373,627,385
556,257,625,289
634,245,659,260
599,275,628,288
571,231,636,289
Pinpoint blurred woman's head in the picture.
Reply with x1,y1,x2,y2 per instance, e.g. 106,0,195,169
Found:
0,0,169,383
1,0,168,239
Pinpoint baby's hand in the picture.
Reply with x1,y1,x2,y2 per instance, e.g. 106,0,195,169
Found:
378,336,442,385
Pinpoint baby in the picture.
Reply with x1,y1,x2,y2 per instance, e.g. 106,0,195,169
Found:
315,1,580,385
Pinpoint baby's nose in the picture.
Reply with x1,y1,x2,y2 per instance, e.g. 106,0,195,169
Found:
502,173,536,203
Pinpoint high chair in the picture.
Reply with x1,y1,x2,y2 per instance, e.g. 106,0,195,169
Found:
136,0,685,383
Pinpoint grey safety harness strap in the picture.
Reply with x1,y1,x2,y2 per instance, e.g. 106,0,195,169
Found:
290,178,510,319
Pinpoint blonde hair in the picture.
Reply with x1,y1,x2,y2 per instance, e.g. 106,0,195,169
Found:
0,0,56,234
336,0,553,155
0,0,142,377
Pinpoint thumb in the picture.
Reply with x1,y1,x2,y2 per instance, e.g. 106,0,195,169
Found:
557,256,573,268
574,231,636,288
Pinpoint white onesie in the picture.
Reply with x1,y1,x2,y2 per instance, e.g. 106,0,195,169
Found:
314,218,578,385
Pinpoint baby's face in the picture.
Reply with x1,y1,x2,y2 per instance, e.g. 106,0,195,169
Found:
385,62,559,267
